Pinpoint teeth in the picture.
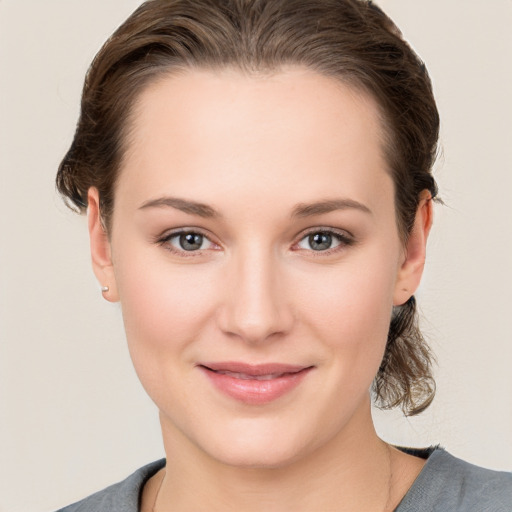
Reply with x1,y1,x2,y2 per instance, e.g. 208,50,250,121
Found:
216,370,286,380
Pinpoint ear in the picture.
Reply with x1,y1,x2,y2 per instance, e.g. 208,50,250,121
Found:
88,187,119,302
393,190,433,306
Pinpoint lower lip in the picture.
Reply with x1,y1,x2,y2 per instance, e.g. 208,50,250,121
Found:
199,366,313,405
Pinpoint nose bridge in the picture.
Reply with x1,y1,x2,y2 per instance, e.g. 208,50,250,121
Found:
218,241,293,343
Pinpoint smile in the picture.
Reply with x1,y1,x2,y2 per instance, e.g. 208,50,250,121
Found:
198,362,314,405
214,370,293,380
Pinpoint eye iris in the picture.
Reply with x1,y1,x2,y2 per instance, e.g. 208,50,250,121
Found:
179,233,203,251
309,232,332,251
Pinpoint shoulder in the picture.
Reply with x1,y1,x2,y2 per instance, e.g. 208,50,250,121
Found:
396,447,512,512
55,459,166,512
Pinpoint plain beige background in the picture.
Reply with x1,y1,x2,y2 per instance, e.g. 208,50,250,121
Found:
1,1,511,511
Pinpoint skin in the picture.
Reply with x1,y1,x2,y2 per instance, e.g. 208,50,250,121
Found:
88,67,432,511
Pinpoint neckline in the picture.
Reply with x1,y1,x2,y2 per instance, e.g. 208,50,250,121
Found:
392,445,444,511
138,446,444,512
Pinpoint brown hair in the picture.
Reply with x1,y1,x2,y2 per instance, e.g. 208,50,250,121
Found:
56,0,438,416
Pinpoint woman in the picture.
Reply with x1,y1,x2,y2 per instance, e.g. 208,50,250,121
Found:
55,0,511,510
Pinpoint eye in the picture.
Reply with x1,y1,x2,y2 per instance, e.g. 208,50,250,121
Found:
296,229,353,253
158,230,218,255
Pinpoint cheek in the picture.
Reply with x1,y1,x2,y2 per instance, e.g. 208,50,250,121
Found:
294,252,398,376
113,247,219,368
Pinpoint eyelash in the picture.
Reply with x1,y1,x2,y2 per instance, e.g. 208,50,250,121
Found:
156,227,355,258
295,228,355,257
156,228,218,258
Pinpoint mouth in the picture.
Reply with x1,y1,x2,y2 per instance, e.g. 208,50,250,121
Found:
197,362,314,405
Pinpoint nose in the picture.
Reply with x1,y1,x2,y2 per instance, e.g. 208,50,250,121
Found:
216,246,294,344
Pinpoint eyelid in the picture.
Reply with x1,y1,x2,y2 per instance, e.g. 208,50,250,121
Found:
297,226,354,240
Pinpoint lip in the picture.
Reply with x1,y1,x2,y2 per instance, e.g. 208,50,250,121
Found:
198,361,314,405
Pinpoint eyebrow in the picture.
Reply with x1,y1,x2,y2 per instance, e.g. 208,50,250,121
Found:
291,198,372,218
139,197,220,218
138,196,372,218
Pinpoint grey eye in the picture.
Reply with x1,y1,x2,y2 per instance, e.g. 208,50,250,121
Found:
178,232,205,251
161,230,218,255
297,230,349,252
308,232,333,251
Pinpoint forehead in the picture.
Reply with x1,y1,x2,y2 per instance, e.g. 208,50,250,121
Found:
116,67,393,218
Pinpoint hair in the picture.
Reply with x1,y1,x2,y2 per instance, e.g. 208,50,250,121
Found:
56,0,438,416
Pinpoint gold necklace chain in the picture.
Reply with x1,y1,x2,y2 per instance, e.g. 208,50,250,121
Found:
384,443,395,512
152,469,166,512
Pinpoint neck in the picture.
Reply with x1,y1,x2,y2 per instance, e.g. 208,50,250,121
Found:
154,400,402,512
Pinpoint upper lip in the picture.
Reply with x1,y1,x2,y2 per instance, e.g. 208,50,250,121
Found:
198,361,312,376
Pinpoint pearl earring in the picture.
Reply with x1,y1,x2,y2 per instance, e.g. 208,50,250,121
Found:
101,286,109,293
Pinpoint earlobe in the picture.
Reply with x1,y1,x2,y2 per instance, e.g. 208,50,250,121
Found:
393,191,433,306
88,188,119,302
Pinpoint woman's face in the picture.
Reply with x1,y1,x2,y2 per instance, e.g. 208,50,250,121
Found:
90,67,427,468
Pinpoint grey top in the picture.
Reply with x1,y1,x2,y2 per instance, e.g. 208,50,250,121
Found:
57,447,512,511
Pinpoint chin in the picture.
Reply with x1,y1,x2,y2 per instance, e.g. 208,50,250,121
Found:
199,420,319,470
213,444,303,470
